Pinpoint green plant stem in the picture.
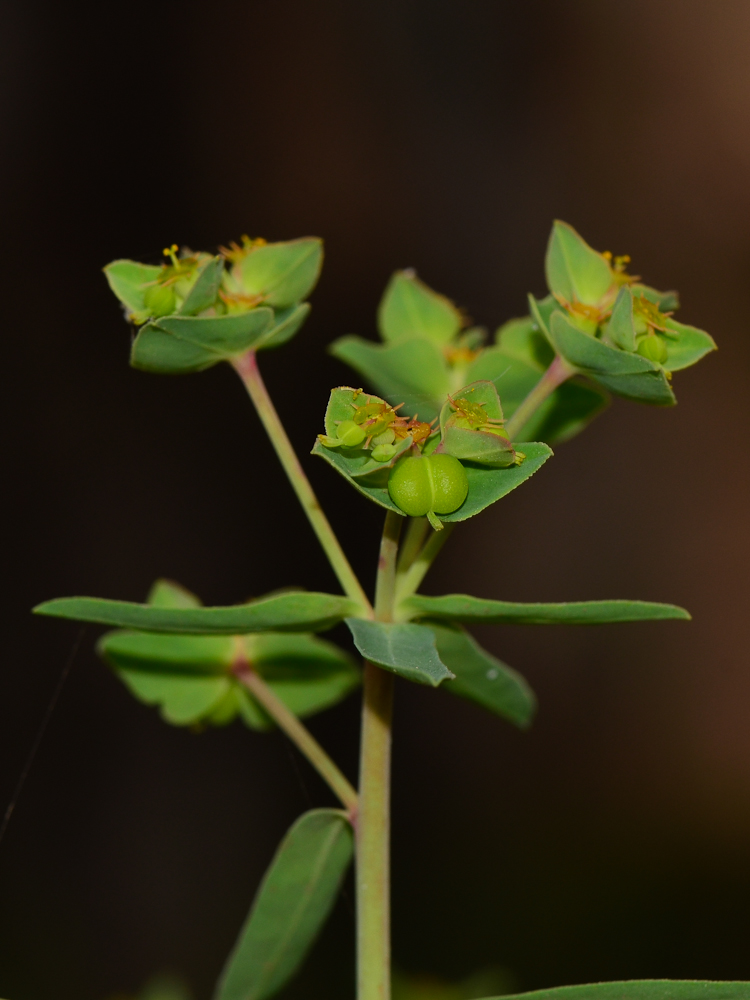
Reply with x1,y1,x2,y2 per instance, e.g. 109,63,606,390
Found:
357,510,402,1000
394,522,455,605
233,655,359,818
504,354,575,440
395,516,429,576
232,350,372,614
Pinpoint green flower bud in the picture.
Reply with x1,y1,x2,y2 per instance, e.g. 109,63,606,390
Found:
337,419,367,447
371,443,398,462
387,454,468,518
636,333,668,364
143,283,177,317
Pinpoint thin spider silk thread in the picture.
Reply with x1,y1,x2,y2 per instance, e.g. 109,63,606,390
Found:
0,627,84,849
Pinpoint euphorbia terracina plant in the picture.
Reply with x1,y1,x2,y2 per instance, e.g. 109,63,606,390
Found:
31,223,747,1000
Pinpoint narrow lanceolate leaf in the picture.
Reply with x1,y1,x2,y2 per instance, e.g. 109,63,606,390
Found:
344,618,454,687
34,591,361,634
214,809,354,1000
401,593,691,625
429,624,536,728
491,980,750,1000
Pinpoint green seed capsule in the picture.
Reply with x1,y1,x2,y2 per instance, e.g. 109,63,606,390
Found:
387,454,468,517
636,333,668,364
371,443,398,462
143,283,177,317
336,419,367,447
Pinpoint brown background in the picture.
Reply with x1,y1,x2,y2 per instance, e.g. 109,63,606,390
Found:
1,2,749,998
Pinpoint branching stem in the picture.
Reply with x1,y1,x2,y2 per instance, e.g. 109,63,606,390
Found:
357,510,402,1000
505,354,575,440
234,654,358,818
232,350,372,614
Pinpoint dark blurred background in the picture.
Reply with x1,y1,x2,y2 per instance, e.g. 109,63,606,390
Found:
1,1,749,998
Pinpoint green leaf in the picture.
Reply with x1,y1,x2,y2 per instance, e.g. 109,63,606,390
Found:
401,593,691,625
237,238,323,308
329,335,450,422
104,259,162,314
257,303,311,351
214,808,353,1000
492,981,750,1000
378,270,463,345
34,591,362,633
179,256,224,315
344,618,454,687
99,630,360,729
545,220,613,305
662,318,717,372
606,286,636,352
548,310,675,405
429,624,535,728
440,442,552,522
131,310,274,373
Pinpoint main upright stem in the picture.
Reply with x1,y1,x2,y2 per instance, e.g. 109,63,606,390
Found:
232,351,371,612
357,510,402,1000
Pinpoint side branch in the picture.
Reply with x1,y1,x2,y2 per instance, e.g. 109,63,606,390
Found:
232,350,372,614
234,654,359,818
505,354,575,440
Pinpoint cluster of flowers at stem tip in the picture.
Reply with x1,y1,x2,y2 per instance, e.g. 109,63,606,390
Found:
318,381,524,527
119,235,281,326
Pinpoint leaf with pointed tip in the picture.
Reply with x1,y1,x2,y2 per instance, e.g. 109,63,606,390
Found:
178,256,224,315
345,618,454,687
34,591,361,633
491,981,750,1000
131,309,274,373
257,303,311,351
401,593,691,625
378,270,463,345
429,624,536,728
606,286,637,352
545,220,613,305
548,310,675,405
440,442,552,522
329,334,450,422
214,808,353,1000
662,318,717,372
104,259,162,314
237,238,323,308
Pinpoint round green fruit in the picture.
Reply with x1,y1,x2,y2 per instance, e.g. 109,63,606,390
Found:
337,420,367,447
636,333,668,364
143,283,177,317
387,453,468,517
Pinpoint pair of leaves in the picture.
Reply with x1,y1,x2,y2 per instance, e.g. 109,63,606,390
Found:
215,808,353,1000
330,270,607,444
345,618,536,729
494,984,750,1000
